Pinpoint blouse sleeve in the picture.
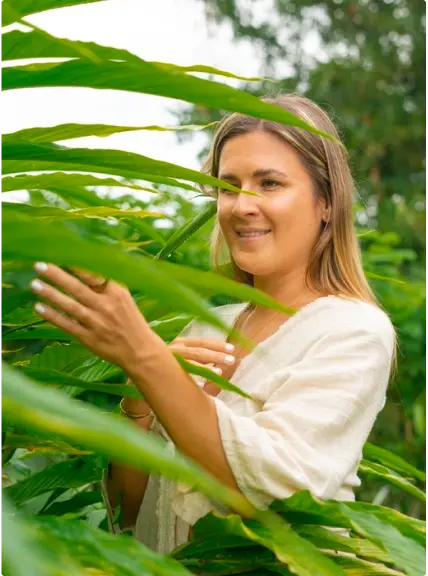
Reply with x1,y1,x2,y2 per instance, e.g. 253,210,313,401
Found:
211,324,394,510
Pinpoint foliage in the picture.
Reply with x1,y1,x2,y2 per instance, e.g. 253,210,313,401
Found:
1,1,425,575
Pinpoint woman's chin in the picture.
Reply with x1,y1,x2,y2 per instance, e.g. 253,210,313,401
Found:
233,256,274,277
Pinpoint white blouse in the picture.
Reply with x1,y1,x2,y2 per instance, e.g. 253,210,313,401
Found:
105,296,395,555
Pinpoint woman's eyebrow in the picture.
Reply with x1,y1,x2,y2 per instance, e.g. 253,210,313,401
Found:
218,169,287,180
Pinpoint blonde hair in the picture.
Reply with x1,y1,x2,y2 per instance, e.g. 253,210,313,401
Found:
202,93,377,304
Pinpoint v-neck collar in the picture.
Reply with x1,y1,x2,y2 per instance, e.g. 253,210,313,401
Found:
217,295,342,398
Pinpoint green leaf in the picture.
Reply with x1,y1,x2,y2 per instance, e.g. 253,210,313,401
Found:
4,456,101,506
272,490,425,546
35,516,194,576
2,140,245,195
2,207,229,332
191,512,346,576
156,201,217,260
3,202,166,221
2,0,106,26
359,459,426,502
2,496,80,576
3,362,255,517
2,29,275,86
22,367,144,399
3,59,334,140
26,342,93,372
3,326,74,341
3,208,290,331
1,172,159,195
341,505,425,576
4,121,218,143
174,355,252,400
363,442,426,483
40,489,103,516
3,432,93,455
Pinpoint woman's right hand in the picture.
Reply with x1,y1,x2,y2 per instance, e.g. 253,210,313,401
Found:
168,337,236,375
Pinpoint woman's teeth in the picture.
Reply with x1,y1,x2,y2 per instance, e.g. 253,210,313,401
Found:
237,230,271,237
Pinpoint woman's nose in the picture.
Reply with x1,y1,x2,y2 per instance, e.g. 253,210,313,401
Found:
231,189,260,216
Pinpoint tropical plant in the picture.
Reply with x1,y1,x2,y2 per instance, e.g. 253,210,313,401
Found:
2,2,425,576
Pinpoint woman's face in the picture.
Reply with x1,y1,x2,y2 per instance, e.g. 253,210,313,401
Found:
217,130,327,279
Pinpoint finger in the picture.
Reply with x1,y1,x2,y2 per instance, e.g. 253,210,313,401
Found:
33,302,88,341
71,267,107,288
185,360,223,375
33,263,99,308
169,343,235,367
173,337,235,354
30,278,93,326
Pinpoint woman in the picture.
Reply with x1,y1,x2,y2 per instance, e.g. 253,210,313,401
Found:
30,94,395,554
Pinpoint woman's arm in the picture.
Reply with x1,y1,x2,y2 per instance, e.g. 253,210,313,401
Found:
105,398,152,530
125,332,241,492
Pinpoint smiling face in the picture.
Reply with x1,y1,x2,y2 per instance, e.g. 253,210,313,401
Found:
217,130,327,280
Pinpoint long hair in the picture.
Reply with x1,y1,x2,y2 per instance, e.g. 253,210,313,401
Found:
202,93,378,304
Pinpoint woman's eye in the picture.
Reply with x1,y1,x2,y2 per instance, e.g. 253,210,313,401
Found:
261,179,280,189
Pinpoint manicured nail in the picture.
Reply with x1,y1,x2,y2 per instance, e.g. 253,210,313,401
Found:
225,354,235,365
225,343,235,352
30,279,44,293
213,367,223,375
34,303,46,315
34,262,48,273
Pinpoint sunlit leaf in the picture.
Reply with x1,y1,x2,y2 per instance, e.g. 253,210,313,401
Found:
3,121,218,142
3,59,334,139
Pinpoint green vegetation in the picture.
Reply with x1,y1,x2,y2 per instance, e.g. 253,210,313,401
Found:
2,1,425,575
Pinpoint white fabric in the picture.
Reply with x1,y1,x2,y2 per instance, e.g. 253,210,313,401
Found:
127,296,394,553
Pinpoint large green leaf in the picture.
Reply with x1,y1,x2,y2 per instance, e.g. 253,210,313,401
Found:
3,201,165,222
2,496,83,576
2,27,274,86
40,489,103,516
25,341,93,373
2,0,105,26
35,516,194,576
2,207,229,332
343,506,425,576
272,491,425,546
2,59,333,139
2,140,246,195
21,367,143,399
190,512,346,576
2,172,160,196
3,207,290,330
1,161,203,194
3,120,218,143
3,362,254,517
3,432,93,455
4,455,101,506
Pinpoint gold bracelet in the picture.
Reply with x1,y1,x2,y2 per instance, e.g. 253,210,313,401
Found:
119,398,152,420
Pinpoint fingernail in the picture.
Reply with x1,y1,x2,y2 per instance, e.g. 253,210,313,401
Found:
225,355,235,365
34,303,46,314
213,367,223,375
30,279,44,293
225,343,235,352
34,262,48,273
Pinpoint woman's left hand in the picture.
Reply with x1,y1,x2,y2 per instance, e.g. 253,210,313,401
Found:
30,262,153,370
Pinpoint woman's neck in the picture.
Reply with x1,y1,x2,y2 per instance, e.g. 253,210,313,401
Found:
253,265,322,309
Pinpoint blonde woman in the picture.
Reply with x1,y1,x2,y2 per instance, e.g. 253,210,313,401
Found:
30,94,395,554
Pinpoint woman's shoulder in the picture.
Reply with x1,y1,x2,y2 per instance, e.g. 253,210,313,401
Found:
303,295,395,354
